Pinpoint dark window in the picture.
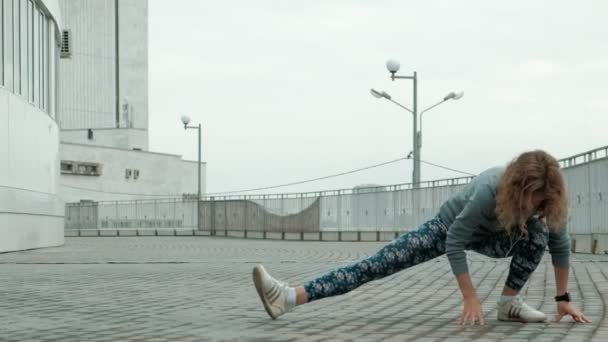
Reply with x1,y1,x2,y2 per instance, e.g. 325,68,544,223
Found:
62,161,102,176
60,161,74,173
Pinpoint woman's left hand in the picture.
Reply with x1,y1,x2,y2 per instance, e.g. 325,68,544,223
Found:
555,302,592,323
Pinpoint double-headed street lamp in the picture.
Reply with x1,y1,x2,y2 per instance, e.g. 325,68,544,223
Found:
181,115,202,230
371,59,463,187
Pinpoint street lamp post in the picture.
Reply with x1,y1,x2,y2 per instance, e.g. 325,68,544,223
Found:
181,115,202,230
371,59,463,186
385,60,420,187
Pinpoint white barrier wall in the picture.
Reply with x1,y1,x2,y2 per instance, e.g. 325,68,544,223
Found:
562,157,608,253
320,184,469,231
0,90,64,252
563,158,608,235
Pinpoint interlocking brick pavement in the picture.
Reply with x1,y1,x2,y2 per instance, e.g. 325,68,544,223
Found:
1,237,608,341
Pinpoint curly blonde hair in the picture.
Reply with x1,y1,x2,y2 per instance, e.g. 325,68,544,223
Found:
495,150,568,236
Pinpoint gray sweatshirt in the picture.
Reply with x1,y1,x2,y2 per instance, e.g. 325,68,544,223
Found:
439,166,571,276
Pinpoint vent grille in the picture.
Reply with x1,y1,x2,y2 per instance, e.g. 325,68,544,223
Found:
60,30,72,58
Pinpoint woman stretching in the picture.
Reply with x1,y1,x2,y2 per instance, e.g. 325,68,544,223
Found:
252,150,590,325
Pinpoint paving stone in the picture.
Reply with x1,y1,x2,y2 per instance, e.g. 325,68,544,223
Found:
0,237,606,340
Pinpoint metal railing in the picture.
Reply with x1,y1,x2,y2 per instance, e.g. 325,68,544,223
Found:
558,145,608,169
65,145,608,236
65,198,198,230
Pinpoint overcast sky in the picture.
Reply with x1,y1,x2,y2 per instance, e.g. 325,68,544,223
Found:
147,0,608,195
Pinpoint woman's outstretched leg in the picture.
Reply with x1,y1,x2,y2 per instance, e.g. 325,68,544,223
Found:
253,216,449,319
303,216,448,301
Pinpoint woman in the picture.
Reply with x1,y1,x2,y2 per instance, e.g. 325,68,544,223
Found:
252,150,591,324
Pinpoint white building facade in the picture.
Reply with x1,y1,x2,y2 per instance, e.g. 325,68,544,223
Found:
0,0,65,252
57,0,148,150
60,143,203,203
56,0,206,203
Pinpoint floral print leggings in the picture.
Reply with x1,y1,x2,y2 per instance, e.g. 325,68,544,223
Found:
303,215,549,301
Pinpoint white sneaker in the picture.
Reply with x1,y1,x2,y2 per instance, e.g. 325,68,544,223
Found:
252,265,293,319
497,297,547,322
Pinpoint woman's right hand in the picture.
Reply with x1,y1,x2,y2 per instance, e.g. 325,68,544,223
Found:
460,296,485,325
456,272,485,325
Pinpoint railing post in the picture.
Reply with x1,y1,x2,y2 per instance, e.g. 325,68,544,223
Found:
337,190,342,232
224,196,228,236
243,195,248,238
210,196,216,236
262,195,267,239
280,194,285,236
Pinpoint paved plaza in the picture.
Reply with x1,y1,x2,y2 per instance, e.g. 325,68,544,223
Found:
1,237,608,341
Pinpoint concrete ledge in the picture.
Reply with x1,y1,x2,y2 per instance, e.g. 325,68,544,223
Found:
303,232,321,241
61,229,412,243
99,229,118,237
137,229,157,236
379,232,399,241
284,232,302,241
118,229,138,237
156,229,176,236
340,232,359,241
591,234,608,254
65,230,79,237
246,231,265,239
266,232,283,240
571,234,593,253
360,232,379,242
175,229,195,236
227,231,245,238
79,229,100,237
320,232,339,241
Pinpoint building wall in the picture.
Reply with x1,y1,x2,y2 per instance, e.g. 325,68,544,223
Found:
57,0,148,150
59,143,206,203
181,159,203,196
55,0,194,204
1,0,64,253
60,128,148,150
57,0,116,129
118,0,148,133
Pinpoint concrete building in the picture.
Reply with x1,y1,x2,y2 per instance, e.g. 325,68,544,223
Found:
60,143,202,202
1,0,65,252
57,0,148,150
56,0,205,203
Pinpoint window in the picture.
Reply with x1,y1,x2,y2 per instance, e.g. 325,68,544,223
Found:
43,13,48,112
12,0,19,94
3,0,13,91
61,161,102,176
20,0,26,97
134,169,140,180
1,0,4,86
61,161,74,174
125,169,132,179
32,4,37,107
37,10,41,109
41,12,45,111
27,0,32,102
60,29,70,58
78,164,97,174
0,0,54,111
